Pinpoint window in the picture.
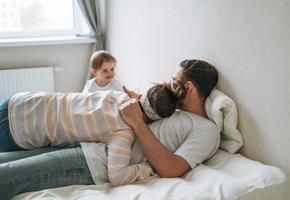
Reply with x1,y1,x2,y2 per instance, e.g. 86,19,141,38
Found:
0,0,90,39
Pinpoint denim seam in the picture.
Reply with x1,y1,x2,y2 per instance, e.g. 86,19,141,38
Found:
1,169,92,185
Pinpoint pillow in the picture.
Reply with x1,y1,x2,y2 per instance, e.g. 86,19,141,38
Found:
205,88,243,153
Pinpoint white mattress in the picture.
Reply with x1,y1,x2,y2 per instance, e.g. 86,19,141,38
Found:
13,150,285,200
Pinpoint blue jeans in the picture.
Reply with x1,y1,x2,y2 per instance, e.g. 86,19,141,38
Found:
0,144,94,200
0,98,22,152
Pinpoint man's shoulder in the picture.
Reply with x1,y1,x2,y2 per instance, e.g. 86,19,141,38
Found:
173,110,214,123
178,110,214,122
149,110,219,136
176,110,219,133
152,110,216,127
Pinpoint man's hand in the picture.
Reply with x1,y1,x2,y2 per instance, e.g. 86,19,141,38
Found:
119,99,144,129
123,86,141,99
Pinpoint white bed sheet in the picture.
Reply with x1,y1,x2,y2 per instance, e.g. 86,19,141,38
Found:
13,149,285,200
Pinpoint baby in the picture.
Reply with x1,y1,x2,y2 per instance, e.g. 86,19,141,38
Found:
3,83,185,186
82,50,123,93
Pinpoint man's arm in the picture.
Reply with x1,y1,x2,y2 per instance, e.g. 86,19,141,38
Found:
119,100,191,178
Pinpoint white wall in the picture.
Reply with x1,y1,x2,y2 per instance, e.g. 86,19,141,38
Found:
106,0,290,197
0,44,93,92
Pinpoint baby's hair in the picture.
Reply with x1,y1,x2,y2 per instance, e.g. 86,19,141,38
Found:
90,50,116,70
147,82,186,118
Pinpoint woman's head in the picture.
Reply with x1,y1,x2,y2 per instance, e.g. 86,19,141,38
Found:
173,59,218,102
90,50,117,85
140,82,186,122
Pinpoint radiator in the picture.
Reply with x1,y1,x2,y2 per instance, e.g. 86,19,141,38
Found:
0,66,54,101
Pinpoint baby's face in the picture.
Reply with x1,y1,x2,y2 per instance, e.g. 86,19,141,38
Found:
94,61,116,84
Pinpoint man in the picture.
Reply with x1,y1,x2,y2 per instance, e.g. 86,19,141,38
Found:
120,59,219,177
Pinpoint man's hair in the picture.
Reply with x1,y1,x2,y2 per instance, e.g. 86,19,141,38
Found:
146,83,186,118
179,59,218,101
90,50,116,70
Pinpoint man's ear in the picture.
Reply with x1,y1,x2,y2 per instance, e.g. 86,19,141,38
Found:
185,81,197,92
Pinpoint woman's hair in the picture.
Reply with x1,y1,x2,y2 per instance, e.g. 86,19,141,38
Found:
90,50,116,70
178,59,218,101
147,82,186,118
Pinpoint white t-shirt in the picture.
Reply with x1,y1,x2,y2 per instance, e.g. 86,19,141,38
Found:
82,78,123,93
81,110,220,184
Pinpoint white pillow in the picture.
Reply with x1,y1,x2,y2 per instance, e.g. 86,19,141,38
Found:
184,149,286,200
205,89,244,153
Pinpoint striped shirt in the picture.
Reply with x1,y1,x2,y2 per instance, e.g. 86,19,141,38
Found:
8,91,154,186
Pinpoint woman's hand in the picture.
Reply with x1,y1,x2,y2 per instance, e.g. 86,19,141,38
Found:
119,99,145,129
123,86,141,99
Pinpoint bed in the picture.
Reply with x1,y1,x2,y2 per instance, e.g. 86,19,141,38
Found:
13,149,285,200
13,89,286,200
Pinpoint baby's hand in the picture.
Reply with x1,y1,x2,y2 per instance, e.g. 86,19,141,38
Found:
123,86,141,99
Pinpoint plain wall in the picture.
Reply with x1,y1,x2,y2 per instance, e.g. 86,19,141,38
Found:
0,43,93,92
105,0,290,198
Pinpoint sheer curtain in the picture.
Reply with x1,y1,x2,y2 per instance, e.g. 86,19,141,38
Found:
77,0,104,81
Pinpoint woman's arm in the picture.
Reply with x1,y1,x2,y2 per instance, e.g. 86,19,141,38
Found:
119,100,191,178
107,130,154,186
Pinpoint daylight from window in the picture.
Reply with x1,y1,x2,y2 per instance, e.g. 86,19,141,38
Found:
0,0,74,37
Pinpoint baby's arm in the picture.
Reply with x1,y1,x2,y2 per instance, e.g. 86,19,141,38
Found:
122,86,141,99
107,130,154,186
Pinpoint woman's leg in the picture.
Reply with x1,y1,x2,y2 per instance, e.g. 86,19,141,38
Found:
0,145,94,200
0,144,78,164
0,98,22,152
